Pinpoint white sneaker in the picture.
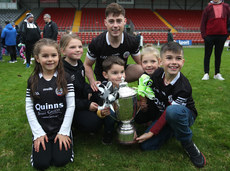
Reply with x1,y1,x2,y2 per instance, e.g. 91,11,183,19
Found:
214,73,225,80
202,73,209,80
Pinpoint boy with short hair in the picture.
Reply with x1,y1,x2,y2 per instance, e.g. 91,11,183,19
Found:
96,56,126,144
84,2,142,92
136,42,206,168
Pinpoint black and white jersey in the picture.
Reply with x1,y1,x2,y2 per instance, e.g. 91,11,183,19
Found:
150,68,198,117
25,71,75,140
86,31,140,81
62,58,92,110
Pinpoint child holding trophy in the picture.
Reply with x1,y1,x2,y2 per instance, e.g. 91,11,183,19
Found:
136,42,206,168
95,56,126,145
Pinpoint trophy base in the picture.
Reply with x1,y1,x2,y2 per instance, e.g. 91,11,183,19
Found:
117,122,137,145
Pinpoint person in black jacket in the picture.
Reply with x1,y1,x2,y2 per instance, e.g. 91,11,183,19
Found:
20,13,41,68
43,14,58,41
60,34,102,134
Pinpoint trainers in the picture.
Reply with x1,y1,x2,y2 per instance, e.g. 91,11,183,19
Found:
8,61,14,63
214,73,225,80
102,132,113,145
182,141,206,168
26,63,30,68
201,73,209,80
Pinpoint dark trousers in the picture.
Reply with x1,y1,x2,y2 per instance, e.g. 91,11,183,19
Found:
25,42,36,64
31,136,74,170
7,46,16,61
204,35,227,74
74,110,103,133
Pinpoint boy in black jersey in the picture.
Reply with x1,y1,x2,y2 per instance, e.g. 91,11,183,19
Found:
84,2,143,92
136,42,206,168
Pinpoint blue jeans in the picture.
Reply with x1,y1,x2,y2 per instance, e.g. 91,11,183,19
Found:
141,105,195,151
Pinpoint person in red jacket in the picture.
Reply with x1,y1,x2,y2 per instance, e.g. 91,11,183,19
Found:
200,0,230,81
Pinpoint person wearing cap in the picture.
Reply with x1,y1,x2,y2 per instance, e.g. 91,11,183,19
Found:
200,0,230,81
43,14,58,41
20,13,41,68
1,21,17,63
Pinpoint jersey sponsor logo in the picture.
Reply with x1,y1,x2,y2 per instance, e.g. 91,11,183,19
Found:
35,92,40,96
123,51,130,59
55,88,63,96
35,102,64,111
43,87,53,91
100,56,107,59
71,75,75,82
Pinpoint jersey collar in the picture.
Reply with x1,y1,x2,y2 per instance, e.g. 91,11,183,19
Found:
106,32,124,45
161,72,181,85
39,71,58,78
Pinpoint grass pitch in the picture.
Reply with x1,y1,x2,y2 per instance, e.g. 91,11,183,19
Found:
0,47,230,170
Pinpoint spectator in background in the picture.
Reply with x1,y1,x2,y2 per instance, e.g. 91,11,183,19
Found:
0,24,2,62
12,23,21,57
20,13,41,68
1,21,17,63
43,14,58,41
167,29,174,43
200,0,230,80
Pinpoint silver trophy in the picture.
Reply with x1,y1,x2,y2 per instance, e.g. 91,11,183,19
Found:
116,77,138,144
96,78,138,144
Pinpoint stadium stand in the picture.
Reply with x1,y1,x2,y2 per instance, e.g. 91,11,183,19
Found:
156,9,203,32
126,9,168,31
1,6,209,45
0,9,25,26
80,8,106,32
36,8,76,31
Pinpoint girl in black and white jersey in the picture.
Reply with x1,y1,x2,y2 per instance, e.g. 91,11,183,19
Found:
60,34,103,134
25,38,75,170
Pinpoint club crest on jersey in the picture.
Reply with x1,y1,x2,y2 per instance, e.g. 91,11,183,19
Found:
55,88,63,96
123,51,130,59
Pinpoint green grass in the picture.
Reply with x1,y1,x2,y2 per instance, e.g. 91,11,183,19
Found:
0,47,230,170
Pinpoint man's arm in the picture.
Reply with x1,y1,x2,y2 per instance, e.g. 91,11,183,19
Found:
51,22,58,40
84,57,99,91
132,54,141,65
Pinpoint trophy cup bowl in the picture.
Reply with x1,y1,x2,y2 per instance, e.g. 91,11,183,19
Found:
116,86,137,144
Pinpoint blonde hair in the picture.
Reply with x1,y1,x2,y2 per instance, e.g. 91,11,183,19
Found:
141,45,160,61
59,33,82,52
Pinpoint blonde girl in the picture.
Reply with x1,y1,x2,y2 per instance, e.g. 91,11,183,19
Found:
60,34,102,134
141,44,161,76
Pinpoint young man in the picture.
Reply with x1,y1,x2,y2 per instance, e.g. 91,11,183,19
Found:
136,42,206,168
84,2,143,92
43,14,58,41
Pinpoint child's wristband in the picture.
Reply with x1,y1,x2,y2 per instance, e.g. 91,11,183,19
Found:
97,110,105,118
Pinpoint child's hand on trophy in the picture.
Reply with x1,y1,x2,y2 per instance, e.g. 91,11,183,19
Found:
101,107,111,117
140,96,148,111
